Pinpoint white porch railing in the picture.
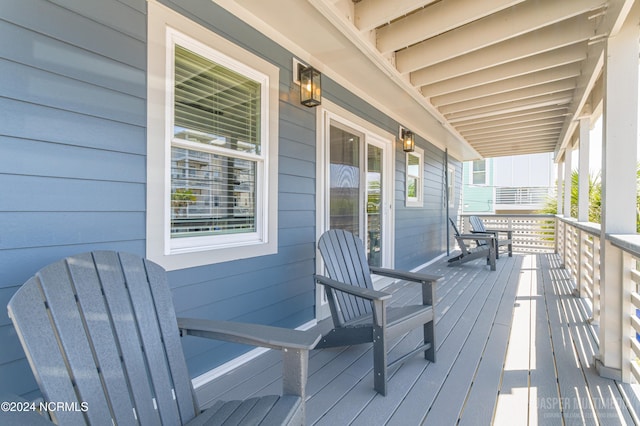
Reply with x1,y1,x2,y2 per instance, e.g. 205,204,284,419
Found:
458,214,556,253
456,214,640,383
607,234,640,384
556,217,602,325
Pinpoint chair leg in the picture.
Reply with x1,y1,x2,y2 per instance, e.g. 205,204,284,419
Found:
372,325,387,396
423,321,435,362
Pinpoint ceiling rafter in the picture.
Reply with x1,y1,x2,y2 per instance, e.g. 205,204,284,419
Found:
396,0,606,74
466,127,564,143
420,44,587,98
444,91,575,122
376,0,524,55
461,118,566,138
353,0,438,32
456,110,569,133
431,63,582,107
438,79,577,115
410,15,596,87
230,0,635,160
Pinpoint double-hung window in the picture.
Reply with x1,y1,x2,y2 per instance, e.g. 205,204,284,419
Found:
405,147,424,207
147,2,279,270
471,160,487,185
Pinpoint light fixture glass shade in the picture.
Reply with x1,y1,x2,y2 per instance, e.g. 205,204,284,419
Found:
402,129,415,152
300,66,321,107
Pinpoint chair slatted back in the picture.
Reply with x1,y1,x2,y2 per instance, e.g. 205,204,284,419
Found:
469,215,487,233
8,251,198,425
449,218,474,255
453,217,487,248
318,229,374,324
449,217,462,237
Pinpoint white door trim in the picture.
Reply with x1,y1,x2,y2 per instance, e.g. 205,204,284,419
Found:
314,100,395,319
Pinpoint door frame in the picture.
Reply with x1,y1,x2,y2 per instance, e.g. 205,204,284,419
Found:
315,100,395,320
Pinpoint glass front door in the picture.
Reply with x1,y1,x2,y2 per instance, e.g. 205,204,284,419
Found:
328,122,386,267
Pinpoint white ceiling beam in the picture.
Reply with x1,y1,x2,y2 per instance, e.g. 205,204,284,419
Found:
410,15,595,87
462,118,566,137
479,144,557,157
376,0,524,54
421,45,586,98
466,126,563,142
444,91,574,122
456,109,568,132
431,63,581,107
353,0,438,32
472,136,559,149
438,79,577,115
453,105,568,127
396,0,606,74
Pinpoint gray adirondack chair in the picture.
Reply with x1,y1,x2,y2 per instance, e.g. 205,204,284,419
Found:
448,218,497,271
314,229,440,396
8,251,320,425
469,215,513,258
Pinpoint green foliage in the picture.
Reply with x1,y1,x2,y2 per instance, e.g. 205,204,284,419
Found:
171,188,197,208
540,164,640,232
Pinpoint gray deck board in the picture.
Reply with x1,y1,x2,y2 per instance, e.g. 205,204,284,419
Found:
544,255,634,425
423,254,520,425
199,253,638,425
310,257,496,425
527,253,561,426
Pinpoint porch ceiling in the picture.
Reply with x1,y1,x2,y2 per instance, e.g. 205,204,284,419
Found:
214,0,634,161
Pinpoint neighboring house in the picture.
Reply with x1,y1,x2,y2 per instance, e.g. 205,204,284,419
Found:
462,152,555,214
0,0,462,399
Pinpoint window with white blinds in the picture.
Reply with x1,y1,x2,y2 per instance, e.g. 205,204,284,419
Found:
170,43,265,239
146,4,279,270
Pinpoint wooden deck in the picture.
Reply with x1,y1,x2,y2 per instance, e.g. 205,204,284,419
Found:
197,253,640,425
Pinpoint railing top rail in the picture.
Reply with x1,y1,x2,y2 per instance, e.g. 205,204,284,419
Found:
555,215,601,237
608,234,640,259
459,214,556,219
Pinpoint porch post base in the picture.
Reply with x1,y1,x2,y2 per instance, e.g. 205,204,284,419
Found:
594,356,622,381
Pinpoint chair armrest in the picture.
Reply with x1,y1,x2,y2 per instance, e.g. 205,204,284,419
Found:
485,228,513,238
457,233,495,242
369,266,442,284
314,274,391,301
472,228,512,237
177,318,321,351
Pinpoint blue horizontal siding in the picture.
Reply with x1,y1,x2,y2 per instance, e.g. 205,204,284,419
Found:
0,20,145,98
0,0,454,399
0,58,145,125
394,133,448,270
0,98,146,154
0,175,145,212
0,137,145,182
2,0,146,69
0,0,147,398
0,212,145,249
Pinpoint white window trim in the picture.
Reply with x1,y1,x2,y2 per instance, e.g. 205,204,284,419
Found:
469,159,488,186
405,147,424,207
147,1,279,270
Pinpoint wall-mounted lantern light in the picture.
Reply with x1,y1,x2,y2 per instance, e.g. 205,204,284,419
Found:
401,128,415,152
299,65,322,107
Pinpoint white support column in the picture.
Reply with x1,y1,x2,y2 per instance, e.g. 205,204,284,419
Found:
563,145,573,218
577,118,590,223
556,160,564,215
597,4,639,381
